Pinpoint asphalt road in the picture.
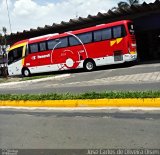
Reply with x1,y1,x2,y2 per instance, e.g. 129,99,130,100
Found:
0,108,160,149
0,81,160,94
0,62,160,94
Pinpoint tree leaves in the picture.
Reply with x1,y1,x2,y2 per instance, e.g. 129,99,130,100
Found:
112,0,140,11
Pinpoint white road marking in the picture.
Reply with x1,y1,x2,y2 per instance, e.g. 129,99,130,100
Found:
1,106,160,111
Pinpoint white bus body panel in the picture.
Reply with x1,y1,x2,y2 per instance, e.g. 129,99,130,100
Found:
8,60,22,76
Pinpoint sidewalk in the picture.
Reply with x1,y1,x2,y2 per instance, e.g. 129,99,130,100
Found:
0,74,71,86
91,71,160,84
0,71,160,87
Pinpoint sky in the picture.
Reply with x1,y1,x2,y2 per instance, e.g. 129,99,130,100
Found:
0,0,156,34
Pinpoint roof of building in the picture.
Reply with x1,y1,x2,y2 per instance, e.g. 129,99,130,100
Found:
7,0,160,44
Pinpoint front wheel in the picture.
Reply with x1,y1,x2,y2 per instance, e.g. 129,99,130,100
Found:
84,60,96,71
22,68,30,77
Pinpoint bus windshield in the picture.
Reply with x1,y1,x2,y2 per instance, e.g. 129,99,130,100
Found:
8,47,23,65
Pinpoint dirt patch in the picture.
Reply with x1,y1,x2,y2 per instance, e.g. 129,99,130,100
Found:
0,76,22,83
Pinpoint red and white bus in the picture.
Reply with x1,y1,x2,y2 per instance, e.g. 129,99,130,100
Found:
8,20,137,76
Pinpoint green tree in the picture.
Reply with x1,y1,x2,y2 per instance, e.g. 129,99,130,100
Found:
112,0,140,11
118,0,139,9
0,33,2,45
0,27,7,46
2,27,7,46
2,27,7,35
0,27,8,78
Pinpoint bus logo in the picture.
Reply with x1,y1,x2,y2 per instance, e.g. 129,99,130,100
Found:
31,56,36,60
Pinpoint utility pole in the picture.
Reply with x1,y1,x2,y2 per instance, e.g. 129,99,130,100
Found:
5,0,12,33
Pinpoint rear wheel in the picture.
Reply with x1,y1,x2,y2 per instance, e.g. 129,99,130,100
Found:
22,68,30,77
84,60,96,71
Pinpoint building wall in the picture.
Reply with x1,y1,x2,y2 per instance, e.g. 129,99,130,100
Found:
134,13,160,61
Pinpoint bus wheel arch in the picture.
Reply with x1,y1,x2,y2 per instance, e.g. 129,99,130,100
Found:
83,58,96,71
22,67,31,77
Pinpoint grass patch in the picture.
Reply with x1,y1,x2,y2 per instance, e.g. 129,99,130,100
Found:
0,91,160,100
21,75,54,81
0,78,7,83
0,74,54,83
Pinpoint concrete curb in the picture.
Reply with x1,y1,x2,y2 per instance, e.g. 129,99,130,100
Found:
0,74,71,86
0,98,160,107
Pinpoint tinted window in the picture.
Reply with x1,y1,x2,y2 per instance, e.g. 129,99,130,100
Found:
57,37,68,48
94,28,112,42
94,30,101,42
102,28,112,40
8,47,23,64
113,26,126,38
69,36,80,46
29,43,38,53
78,32,92,44
47,40,59,50
39,42,46,51
8,52,13,64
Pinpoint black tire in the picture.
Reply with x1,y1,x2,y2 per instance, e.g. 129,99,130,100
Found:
22,68,30,77
84,60,96,71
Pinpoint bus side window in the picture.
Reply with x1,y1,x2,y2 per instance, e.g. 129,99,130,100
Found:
113,25,126,38
102,28,112,40
29,43,38,53
69,36,80,46
94,28,112,42
78,32,92,44
56,37,68,48
94,30,102,42
47,40,58,50
113,26,122,38
39,42,47,51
